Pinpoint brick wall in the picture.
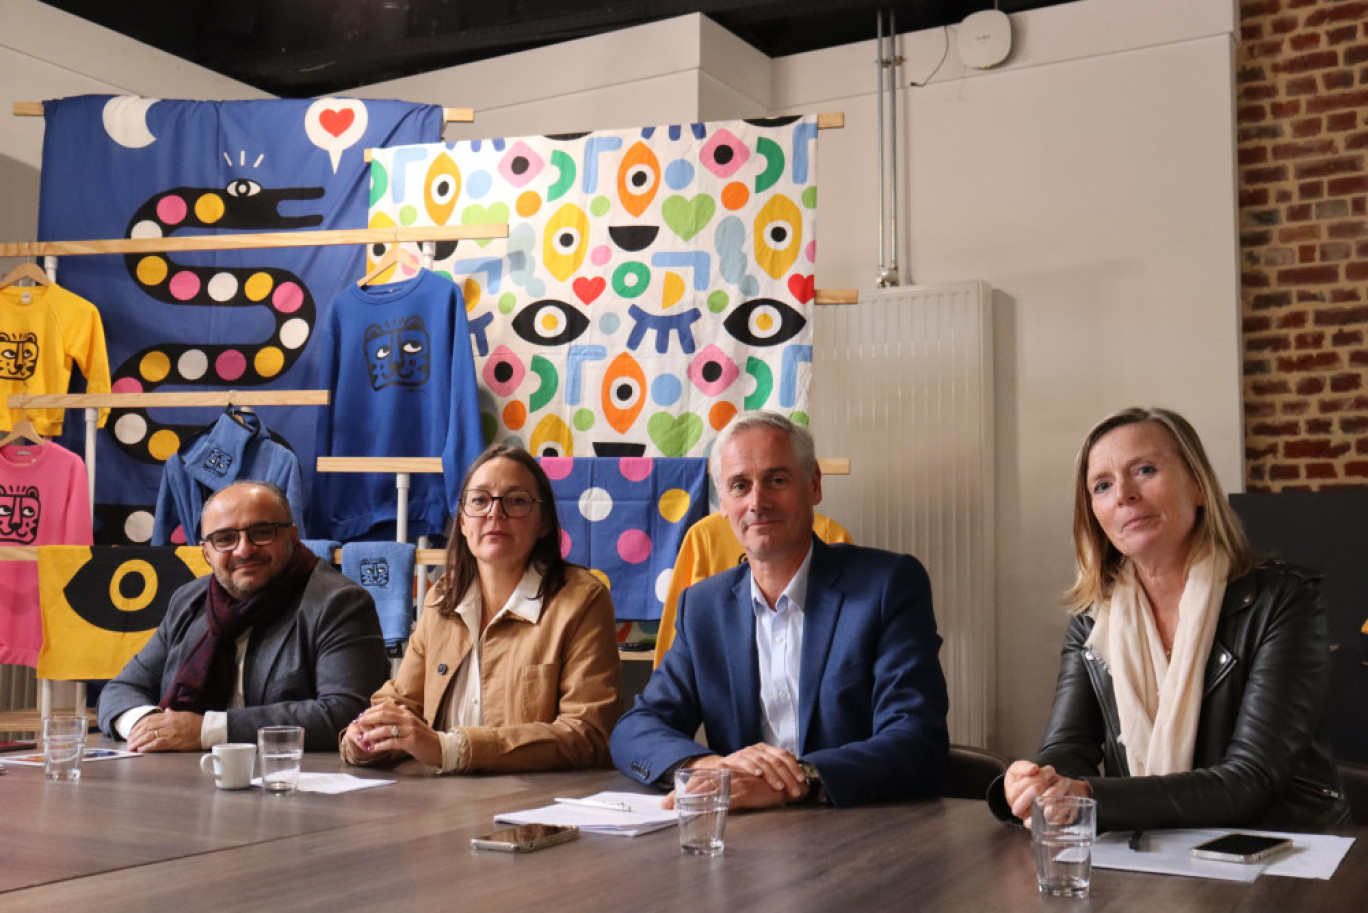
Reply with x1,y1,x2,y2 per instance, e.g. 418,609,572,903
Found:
1239,0,1368,490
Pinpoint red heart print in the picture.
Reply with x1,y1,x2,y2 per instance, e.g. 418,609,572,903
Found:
573,276,606,305
319,108,355,137
788,274,815,304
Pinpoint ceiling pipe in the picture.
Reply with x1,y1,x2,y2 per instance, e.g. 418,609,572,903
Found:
875,8,903,288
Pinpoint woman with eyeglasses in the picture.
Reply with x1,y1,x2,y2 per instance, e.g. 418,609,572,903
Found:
340,444,622,773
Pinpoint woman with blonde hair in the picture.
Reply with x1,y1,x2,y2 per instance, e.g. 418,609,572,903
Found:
990,407,1348,831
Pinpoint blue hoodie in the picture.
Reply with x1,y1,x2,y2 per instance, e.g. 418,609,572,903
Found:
153,408,305,545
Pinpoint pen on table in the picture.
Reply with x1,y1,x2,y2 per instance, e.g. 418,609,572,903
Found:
1128,830,1149,852
554,797,632,812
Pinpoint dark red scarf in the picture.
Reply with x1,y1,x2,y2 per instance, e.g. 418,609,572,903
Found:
159,544,318,713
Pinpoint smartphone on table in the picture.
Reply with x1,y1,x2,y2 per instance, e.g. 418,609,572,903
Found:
1190,833,1294,863
471,823,580,853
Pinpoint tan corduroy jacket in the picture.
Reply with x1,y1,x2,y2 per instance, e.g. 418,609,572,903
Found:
355,565,621,773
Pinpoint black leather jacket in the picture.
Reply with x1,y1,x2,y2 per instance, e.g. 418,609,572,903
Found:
990,562,1349,832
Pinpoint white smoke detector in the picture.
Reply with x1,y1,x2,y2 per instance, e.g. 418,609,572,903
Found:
956,9,1012,69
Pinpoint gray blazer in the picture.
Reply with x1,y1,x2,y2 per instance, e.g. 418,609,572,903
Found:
97,562,389,750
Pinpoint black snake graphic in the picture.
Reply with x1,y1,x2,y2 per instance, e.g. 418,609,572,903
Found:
107,179,322,464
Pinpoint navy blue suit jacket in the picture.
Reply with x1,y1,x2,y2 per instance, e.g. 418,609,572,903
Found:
610,538,949,806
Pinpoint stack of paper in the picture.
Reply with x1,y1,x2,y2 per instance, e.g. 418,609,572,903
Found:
495,791,676,837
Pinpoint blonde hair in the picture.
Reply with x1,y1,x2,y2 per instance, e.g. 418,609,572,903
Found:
1064,407,1257,613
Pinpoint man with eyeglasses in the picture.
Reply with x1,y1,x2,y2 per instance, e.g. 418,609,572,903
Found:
611,412,949,808
98,481,389,752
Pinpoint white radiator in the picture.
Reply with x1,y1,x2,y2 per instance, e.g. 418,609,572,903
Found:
810,281,995,748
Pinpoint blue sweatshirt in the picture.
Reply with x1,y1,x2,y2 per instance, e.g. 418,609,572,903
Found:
311,270,483,540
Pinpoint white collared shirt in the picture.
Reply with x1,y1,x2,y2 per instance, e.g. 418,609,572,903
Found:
436,566,545,770
114,631,248,748
750,547,813,757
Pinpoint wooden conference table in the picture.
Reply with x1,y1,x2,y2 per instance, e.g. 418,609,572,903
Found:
2,741,1364,912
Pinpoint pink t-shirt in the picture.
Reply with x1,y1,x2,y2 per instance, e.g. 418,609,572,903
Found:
0,440,92,667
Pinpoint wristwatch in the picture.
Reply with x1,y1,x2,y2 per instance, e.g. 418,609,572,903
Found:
798,760,827,805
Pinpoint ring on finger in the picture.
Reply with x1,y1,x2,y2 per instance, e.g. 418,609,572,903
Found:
391,724,399,739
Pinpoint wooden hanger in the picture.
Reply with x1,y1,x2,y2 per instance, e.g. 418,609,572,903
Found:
357,239,421,287
0,261,51,289
0,415,45,449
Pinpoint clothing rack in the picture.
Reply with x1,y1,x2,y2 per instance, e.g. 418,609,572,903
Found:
0,224,506,259
3,391,331,721
6,391,330,525
319,456,853,477
13,102,477,123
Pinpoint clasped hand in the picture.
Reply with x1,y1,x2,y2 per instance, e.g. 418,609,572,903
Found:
127,709,203,752
1002,760,1091,827
663,742,810,811
344,703,442,768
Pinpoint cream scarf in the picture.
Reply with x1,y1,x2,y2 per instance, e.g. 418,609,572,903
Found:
1085,550,1228,776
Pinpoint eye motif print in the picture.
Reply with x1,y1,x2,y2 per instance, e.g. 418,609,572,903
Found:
364,315,431,390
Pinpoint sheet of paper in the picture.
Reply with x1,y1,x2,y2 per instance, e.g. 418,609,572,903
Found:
248,772,396,794
1093,828,1355,882
495,791,676,837
0,747,141,767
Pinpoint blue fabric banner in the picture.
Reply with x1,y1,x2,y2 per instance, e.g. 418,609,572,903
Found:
37,96,442,543
540,456,708,621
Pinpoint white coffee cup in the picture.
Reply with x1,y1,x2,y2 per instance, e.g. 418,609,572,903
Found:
200,742,257,790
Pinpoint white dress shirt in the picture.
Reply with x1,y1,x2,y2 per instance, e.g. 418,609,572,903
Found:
435,566,545,771
113,631,249,747
750,546,813,757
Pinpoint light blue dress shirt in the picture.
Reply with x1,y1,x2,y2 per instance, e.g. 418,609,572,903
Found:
750,546,814,757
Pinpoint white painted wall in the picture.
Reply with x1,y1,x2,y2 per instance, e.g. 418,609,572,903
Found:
1,1,264,257
767,0,1241,755
1,0,1242,758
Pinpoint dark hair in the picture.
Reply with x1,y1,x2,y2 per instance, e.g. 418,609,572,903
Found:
437,444,568,618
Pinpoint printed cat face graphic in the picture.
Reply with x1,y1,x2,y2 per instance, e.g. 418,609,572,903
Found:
364,316,430,390
0,485,40,544
0,332,38,380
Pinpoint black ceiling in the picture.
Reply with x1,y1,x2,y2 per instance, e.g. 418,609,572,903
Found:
41,1,1073,98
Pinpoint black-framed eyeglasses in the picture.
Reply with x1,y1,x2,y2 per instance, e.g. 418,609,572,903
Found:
201,522,292,552
460,488,543,518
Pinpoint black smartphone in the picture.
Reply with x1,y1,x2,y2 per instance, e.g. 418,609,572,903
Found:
1190,833,1294,863
471,823,580,853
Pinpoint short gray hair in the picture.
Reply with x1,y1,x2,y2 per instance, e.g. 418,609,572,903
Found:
710,411,818,488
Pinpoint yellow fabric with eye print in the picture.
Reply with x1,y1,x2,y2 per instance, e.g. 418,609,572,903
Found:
36,546,211,681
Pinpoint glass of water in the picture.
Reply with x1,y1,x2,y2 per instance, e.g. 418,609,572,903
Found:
257,726,305,793
43,715,88,781
674,767,730,856
1031,795,1096,897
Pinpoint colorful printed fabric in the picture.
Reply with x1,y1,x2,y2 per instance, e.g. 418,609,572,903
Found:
540,456,708,621
368,117,818,459
37,96,443,543
36,545,210,681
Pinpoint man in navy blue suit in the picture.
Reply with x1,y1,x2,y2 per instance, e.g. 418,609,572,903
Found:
611,412,949,808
